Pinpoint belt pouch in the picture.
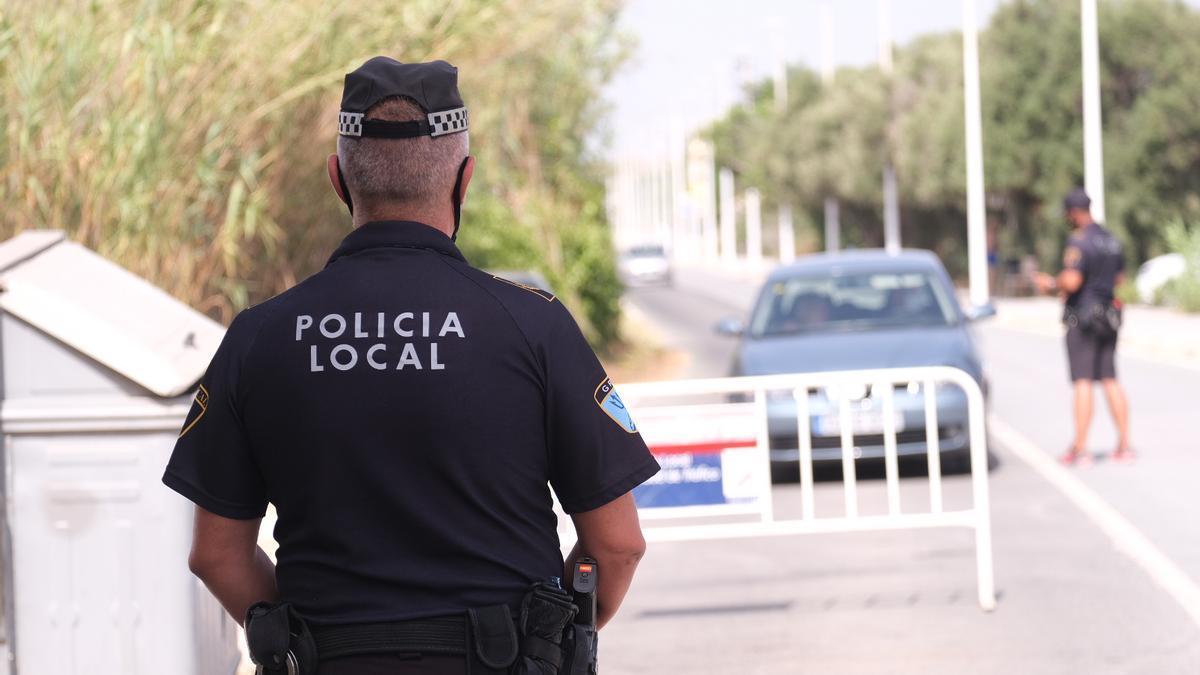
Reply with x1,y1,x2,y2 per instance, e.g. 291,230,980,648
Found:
467,605,519,673
246,601,318,675
512,582,578,674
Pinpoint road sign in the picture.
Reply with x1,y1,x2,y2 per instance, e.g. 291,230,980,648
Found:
632,403,768,515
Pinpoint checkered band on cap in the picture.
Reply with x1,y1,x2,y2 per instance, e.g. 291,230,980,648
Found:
428,107,468,137
338,112,364,137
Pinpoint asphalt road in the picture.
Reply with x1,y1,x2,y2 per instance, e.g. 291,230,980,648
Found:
597,269,1200,674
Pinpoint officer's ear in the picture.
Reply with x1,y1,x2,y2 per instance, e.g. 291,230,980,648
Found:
327,154,350,206
456,156,475,205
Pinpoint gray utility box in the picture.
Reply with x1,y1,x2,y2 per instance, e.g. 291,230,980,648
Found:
0,231,238,674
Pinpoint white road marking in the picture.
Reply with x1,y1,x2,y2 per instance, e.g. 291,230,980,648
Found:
990,415,1200,630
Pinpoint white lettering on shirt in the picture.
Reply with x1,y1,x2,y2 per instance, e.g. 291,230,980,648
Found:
330,344,358,371
320,314,346,338
396,343,422,370
296,315,313,341
394,312,414,337
367,344,387,370
439,312,465,338
298,311,466,373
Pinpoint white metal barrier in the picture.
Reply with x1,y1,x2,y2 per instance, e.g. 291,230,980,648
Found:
616,366,995,611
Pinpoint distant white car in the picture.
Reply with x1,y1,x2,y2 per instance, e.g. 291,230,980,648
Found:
618,244,672,286
1135,253,1186,304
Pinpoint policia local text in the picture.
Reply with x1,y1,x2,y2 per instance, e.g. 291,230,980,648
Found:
297,311,465,372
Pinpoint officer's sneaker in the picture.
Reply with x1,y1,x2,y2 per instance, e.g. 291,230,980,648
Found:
1111,447,1137,464
1059,449,1093,467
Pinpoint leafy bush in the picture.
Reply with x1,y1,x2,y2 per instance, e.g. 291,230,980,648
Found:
0,0,626,346
1158,221,1200,312
706,0,1200,274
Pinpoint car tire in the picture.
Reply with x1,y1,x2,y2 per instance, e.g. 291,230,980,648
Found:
770,463,799,484
939,449,973,475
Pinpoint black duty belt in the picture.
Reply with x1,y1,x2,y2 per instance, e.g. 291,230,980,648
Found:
247,597,554,674
311,615,467,660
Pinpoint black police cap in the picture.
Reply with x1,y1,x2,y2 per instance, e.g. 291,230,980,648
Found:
1063,187,1092,211
337,57,468,139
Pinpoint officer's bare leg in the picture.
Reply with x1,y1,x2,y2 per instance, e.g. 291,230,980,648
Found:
1072,379,1094,453
1101,378,1130,452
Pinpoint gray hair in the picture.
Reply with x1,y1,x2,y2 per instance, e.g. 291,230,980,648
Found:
337,96,469,208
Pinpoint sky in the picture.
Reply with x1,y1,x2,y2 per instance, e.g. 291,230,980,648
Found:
603,0,1200,159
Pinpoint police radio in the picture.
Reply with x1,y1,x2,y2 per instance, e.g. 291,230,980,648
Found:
567,557,599,674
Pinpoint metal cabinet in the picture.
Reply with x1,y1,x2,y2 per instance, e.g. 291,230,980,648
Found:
0,231,237,674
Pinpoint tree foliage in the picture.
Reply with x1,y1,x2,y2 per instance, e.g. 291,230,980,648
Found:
708,0,1200,276
0,0,626,345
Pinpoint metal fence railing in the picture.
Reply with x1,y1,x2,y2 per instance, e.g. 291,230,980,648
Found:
605,366,996,612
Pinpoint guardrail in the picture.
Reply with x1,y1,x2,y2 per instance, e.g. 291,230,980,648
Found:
616,366,996,612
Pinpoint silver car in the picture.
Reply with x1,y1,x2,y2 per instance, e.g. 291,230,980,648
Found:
619,244,672,286
717,250,993,479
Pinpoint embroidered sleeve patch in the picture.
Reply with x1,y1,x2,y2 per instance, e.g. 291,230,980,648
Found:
594,377,638,434
178,385,209,438
1063,245,1083,269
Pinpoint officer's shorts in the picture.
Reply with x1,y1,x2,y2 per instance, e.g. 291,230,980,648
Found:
1065,325,1117,382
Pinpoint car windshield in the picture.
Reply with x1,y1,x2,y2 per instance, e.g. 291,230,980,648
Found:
749,269,958,337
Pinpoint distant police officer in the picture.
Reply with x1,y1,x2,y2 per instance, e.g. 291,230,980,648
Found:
164,57,660,674
1035,188,1134,465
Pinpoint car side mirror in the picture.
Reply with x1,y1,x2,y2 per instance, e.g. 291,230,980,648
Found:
965,303,997,322
714,317,745,337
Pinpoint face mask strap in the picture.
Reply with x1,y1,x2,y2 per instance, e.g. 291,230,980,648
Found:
336,159,354,216
451,156,470,241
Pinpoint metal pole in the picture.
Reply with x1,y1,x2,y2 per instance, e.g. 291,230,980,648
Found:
778,204,795,263
883,165,901,254
820,1,835,82
705,145,719,261
820,1,841,253
963,0,990,307
1081,0,1106,223
658,153,671,247
719,168,737,264
630,161,642,245
641,161,654,244
824,197,840,253
746,188,763,267
772,22,788,113
877,0,893,75
879,0,900,253
690,138,719,261
669,121,688,259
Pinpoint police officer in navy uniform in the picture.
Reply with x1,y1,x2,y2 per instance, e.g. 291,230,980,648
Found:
1035,188,1134,465
163,57,659,674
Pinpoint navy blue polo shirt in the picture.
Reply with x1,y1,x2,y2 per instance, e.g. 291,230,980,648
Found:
1063,222,1125,310
163,220,658,625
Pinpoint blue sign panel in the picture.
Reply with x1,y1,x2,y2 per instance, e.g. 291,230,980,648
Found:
633,452,726,508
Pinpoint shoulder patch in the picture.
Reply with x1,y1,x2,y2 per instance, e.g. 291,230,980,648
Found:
178,385,209,438
594,377,638,434
1063,245,1083,268
491,275,556,302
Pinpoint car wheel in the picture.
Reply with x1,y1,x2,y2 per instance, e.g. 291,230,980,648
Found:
770,463,799,484
939,449,972,475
